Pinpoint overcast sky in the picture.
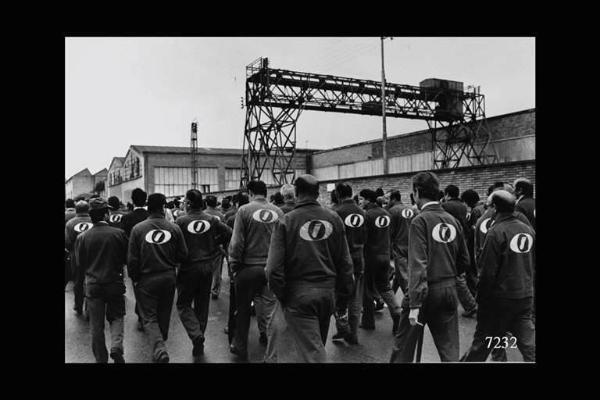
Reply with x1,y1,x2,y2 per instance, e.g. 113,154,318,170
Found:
65,37,535,179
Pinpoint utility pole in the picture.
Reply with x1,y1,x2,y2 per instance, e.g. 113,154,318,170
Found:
191,118,198,190
381,37,390,175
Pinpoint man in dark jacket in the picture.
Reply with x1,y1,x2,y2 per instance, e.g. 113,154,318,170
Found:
65,198,77,224
228,180,283,360
360,188,401,332
73,198,128,363
390,171,470,362
120,188,149,331
65,200,93,315
107,196,126,230
266,175,354,362
205,195,226,300
388,190,415,298
514,178,535,230
461,190,536,362
330,182,367,344
127,193,188,363
176,189,232,360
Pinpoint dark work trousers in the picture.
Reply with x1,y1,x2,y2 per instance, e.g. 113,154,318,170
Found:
335,273,364,337
86,281,126,363
365,256,401,320
233,265,276,354
211,254,224,297
71,254,84,312
176,260,214,343
461,297,535,362
136,270,176,361
361,264,376,328
282,285,336,362
65,251,71,289
456,273,477,313
226,258,236,344
390,280,459,362
392,255,409,295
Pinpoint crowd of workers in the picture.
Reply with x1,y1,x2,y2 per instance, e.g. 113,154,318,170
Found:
65,172,536,363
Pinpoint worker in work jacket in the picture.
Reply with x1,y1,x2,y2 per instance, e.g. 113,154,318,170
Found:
388,192,416,296
175,189,232,359
266,175,354,362
461,190,535,362
65,200,93,315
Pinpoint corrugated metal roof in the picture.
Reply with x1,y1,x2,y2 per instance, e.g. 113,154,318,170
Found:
130,145,244,155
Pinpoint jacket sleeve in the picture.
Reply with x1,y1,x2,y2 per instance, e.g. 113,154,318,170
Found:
127,227,141,282
174,225,189,264
265,219,287,302
408,217,429,309
455,224,471,275
389,209,399,258
73,234,84,273
228,210,246,270
65,225,72,251
215,220,233,247
476,230,501,302
119,230,129,268
334,218,355,302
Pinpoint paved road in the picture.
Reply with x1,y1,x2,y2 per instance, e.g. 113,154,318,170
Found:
65,269,525,363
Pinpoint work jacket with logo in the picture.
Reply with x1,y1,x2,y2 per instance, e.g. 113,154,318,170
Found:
65,213,93,252
205,207,225,222
515,196,536,230
107,210,126,230
122,208,149,237
474,208,531,261
176,209,232,269
363,203,392,261
74,222,128,285
266,199,354,303
388,202,416,259
477,213,535,302
228,198,283,270
127,214,188,281
408,203,470,309
332,198,367,275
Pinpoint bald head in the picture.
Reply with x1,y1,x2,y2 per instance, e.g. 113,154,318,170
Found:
75,200,89,214
490,190,516,213
294,174,319,199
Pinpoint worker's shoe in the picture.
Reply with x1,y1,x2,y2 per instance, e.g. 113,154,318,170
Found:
332,332,346,342
110,350,125,364
229,344,248,361
392,314,400,335
374,299,385,312
155,351,170,363
193,336,205,357
345,333,359,345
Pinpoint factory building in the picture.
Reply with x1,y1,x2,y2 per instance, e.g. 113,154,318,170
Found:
65,167,107,200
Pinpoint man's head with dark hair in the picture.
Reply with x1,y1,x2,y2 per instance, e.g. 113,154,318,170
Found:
147,193,167,214
514,178,534,197
131,188,147,207
412,171,440,204
375,187,385,198
444,184,460,199
389,190,401,202
487,184,495,196
353,194,359,204
359,189,378,203
493,181,505,190
461,189,480,208
89,198,109,223
238,192,250,207
330,190,339,206
272,192,284,205
490,190,516,213
205,195,218,208
65,199,75,209
185,189,203,210
335,182,353,200
173,197,180,208
294,174,319,199
108,196,120,211
221,198,231,210
247,180,267,197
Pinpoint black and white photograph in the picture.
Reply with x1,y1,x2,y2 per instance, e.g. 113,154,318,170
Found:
64,36,536,364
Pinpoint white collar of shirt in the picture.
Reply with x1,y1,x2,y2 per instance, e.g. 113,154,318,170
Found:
134,206,146,211
516,195,524,204
421,201,439,210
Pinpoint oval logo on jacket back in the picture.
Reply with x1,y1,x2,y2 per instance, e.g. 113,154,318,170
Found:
374,215,390,228
509,233,533,253
401,208,414,219
74,222,93,233
109,214,122,223
187,220,211,234
252,209,279,224
432,222,457,244
145,229,172,244
479,218,494,234
344,213,364,228
299,220,333,241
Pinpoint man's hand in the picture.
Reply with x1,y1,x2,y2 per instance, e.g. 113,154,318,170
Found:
409,308,422,326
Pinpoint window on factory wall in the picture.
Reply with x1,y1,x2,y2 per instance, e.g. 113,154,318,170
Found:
154,167,219,197
225,169,242,190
